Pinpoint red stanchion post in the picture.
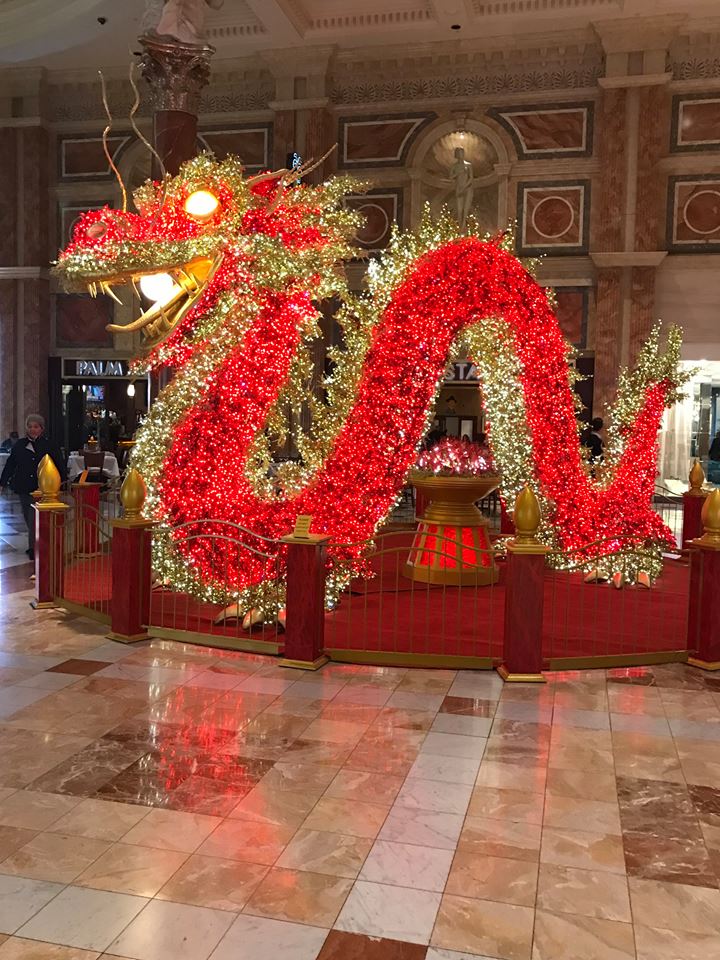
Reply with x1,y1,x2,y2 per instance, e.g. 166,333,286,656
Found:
72,481,101,556
687,488,720,671
279,515,330,671
498,486,548,683
32,455,69,610
108,469,153,644
681,460,707,550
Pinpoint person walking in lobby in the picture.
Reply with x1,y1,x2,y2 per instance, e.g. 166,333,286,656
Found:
0,414,66,559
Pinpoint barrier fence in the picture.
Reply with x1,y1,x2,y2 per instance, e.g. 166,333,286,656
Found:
33,458,720,675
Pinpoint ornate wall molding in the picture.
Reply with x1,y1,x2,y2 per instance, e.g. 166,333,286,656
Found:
671,32,720,80
47,68,274,123
329,45,604,105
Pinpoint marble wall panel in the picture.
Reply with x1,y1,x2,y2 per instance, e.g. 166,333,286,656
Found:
345,189,403,251
198,125,271,168
593,268,623,419
55,293,114,348
339,114,435,168
22,279,51,419
552,288,588,348
21,126,51,267
59,135,129,179
0,128,18,266
517,181,589,256
628,267,656,368
592,88,626,252
304,107,335,184
488,103,593,158
636,86,670,253
0,280,18,435
672,95,720,152
668,175,720,251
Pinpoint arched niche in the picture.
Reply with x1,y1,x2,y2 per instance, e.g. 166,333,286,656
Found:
406,117,515,233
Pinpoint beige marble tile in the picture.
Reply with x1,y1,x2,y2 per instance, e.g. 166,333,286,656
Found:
49,798,150,842
255,762,338,798
0,791,80,830
379,808,463,850
0,825,37,860
445,853,538,907
536,865,631,921
1,832,110,883
467,787,544,824
74,841,188,897
532,910,635,960
243,866,353,926
0,940,100,959
156,854,268,911
277,829,372,879
431,894,534,959
634,924,720,960
458,817,541,862
474,761,547,793
543,795,622,836
121,808,222,853
302,797,390,839
229,786,317,829
629,877,720,934
540,828,626,874
545,768,618,803
197,818,297,866
324,770,404,805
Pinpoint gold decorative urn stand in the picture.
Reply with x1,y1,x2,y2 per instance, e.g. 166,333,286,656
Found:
405,474,500,586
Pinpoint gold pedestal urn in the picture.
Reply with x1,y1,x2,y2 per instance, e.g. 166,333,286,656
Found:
405,474,500,586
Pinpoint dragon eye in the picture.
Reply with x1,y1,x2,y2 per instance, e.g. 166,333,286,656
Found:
184,190,220,221
86,221,108,241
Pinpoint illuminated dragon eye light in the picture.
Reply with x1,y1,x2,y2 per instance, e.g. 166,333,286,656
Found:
184,190,220,221
139,272,176,305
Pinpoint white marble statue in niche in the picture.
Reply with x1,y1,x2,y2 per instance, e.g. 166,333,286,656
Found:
449,146,474,232
142,0,224,45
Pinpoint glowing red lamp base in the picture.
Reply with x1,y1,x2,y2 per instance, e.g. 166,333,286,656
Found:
405,475,500,586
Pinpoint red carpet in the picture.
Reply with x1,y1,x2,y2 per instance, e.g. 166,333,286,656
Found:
59,535,691,664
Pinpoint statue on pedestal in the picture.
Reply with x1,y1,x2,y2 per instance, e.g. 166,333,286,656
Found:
449,146,474,232
142,0,224,46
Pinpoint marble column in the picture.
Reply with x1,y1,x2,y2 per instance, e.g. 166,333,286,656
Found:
139,36,214,176
0,119,51,436
590,88,626,419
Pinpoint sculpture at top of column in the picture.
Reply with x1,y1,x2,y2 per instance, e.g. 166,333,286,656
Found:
142,0,224,46
449,146,474,232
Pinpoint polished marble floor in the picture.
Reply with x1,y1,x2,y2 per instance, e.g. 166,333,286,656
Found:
1,565,720,958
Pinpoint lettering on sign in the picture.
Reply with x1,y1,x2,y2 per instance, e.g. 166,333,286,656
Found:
444,361,479,383
72,360,128,377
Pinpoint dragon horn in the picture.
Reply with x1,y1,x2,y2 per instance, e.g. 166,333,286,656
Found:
265,180,286,215
284,144,337,184
246,168,290,187
98,70,128,213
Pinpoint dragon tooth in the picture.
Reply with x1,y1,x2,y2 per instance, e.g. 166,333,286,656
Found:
103,283,124,305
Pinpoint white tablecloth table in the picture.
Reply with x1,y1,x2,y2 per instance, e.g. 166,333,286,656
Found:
67,452,120,479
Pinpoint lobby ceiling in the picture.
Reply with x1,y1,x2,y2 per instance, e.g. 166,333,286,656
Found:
0,0,718,68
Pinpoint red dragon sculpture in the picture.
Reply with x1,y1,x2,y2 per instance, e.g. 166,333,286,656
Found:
55,153,687,610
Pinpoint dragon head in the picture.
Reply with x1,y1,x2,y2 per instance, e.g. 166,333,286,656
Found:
54,152,361,367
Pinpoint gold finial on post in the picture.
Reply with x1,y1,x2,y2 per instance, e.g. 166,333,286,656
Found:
120,468,146,522
37,455,62,504
697,488,720,550
689,459,706,496
513,485,541,544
